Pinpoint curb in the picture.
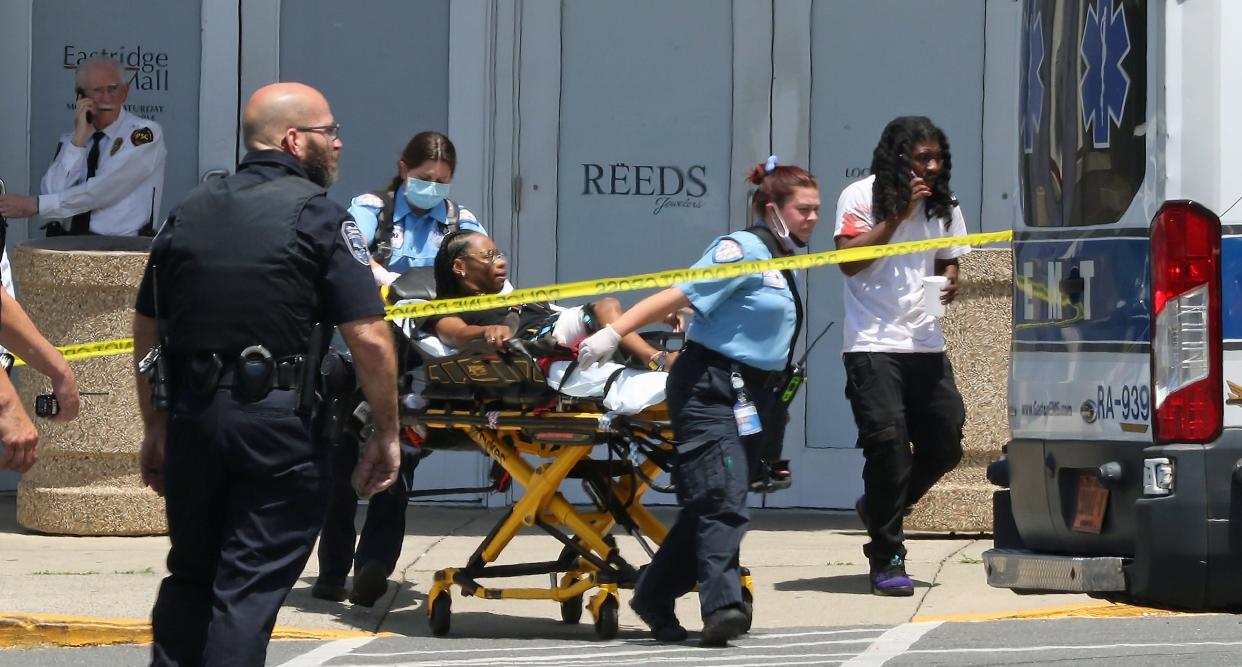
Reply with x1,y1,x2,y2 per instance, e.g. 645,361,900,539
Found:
0,612,386,649
914,600,1215,623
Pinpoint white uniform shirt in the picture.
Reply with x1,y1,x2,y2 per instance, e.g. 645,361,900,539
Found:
39,110,166,236
834,174,971,353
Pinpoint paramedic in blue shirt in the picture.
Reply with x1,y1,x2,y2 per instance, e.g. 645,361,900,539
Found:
352,131,485,281
578,158,819,647
312,131,486,607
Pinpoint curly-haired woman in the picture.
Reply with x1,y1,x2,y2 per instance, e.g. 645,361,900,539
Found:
834,116,970,597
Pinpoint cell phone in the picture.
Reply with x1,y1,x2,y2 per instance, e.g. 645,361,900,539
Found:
35,394,59,418
75,87,93,125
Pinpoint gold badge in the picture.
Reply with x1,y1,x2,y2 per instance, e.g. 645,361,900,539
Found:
110,137,123,156
53,142,63,159
130,127,154,146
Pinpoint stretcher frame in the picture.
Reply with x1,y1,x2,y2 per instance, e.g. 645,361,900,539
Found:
399,343,755,639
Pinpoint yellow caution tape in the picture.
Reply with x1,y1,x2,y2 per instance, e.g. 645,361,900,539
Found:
12,339,136,367
387,230,1013,319
13,229,1012,364
1013,273,1084,330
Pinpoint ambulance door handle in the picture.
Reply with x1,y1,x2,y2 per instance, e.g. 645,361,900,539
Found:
201,168,229,183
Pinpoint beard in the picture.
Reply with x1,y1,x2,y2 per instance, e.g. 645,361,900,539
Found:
302,141,339,188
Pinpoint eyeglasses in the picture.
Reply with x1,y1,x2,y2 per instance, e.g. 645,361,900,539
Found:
470,249,506,264
85,83,124,97
294,123,341,140
907,151,944,165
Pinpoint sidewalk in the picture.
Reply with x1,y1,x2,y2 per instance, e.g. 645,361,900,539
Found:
0,493,1142,648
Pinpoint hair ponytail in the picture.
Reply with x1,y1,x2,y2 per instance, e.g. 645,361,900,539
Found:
747,156,818,222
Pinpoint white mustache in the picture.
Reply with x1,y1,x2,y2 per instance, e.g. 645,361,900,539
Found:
97,104,116,111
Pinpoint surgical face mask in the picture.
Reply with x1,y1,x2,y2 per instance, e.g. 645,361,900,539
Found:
770,209,808,251
404,177,451,211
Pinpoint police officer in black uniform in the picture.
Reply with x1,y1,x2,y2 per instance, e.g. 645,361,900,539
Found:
134,82,401,667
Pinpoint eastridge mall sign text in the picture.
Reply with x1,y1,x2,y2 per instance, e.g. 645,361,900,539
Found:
581,162,708,215
63,44,170,91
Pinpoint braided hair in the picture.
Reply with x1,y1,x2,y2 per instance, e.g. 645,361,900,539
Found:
433,230,483,299
869,116,955,227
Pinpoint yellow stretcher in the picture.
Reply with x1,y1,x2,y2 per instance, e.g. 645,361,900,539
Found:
393,339,755,639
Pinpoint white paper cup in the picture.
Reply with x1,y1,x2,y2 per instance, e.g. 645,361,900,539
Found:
922,275,948,317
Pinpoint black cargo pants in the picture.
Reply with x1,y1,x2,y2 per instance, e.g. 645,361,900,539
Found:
843,351,965,562
317,438,409,585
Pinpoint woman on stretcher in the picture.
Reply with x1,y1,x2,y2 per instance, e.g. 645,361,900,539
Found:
423,230,678,370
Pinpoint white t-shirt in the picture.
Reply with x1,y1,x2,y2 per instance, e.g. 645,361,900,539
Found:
834,175,971,353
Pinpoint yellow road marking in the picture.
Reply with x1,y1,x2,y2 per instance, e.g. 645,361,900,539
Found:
914,600,1215,623
0,612,387,648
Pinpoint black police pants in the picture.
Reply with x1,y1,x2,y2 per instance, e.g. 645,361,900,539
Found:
150,388,330,667
843,352,965,562
317,439,408,583
632,349,760,619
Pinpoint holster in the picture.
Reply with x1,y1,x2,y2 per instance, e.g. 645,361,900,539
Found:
317,347,358,444
188,353,224,397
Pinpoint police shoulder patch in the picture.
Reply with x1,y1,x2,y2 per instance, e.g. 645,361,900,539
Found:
355,193,384,208
110,137,123,156
458,207,478,224
712,238,745,263
340,220,371,265
130,127,154,146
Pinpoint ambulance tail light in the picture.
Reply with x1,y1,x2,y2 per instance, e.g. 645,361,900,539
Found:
1151,201,1221,444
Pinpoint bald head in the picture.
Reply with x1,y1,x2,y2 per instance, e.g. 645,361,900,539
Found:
242,82,331,151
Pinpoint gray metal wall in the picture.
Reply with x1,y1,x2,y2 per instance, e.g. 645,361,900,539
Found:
556,0,735,286
805,0,993,449
278,0,451,208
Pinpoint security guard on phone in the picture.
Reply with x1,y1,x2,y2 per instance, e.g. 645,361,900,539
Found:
134,82,401,667
0,56,166,236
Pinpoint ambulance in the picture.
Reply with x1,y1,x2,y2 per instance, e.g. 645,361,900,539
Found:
983,0,1242,607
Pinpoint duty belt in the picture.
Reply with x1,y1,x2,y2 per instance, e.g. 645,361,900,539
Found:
175,349,305,399
683,341,787,390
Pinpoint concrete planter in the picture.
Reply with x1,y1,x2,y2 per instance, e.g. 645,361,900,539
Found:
13,236,166,536
904,247,1011,533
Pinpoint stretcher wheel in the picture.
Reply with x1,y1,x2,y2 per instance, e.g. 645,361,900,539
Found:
593,596,619,640
561,594,584,624
741,587,754,634
428,593,451,637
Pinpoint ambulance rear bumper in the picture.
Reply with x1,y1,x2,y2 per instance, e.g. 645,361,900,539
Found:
982,548,1127,592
